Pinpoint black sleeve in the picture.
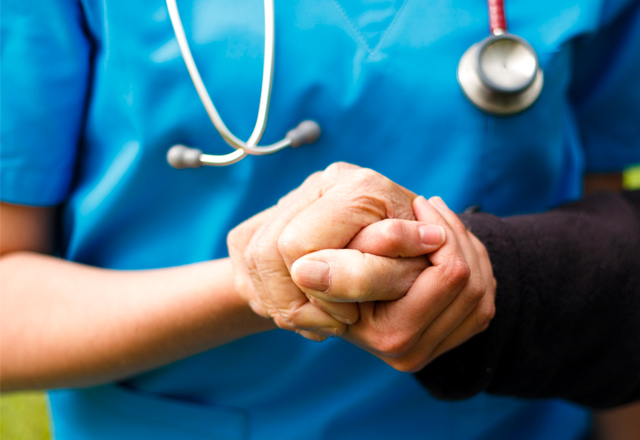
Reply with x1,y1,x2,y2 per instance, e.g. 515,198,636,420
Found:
413,190,640,409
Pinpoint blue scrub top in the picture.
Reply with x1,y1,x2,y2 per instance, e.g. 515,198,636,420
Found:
3,0,640,439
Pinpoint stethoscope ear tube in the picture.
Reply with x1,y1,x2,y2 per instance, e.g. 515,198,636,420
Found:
165,0,322,168
167,145,246,168
166,120,321,169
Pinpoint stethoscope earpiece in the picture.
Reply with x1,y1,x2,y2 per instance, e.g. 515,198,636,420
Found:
166,120,321,169
167,145,203,169
286,120,321,148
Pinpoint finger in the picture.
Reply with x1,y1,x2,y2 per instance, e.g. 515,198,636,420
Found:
343,259,464,361
296,330,329,343
343,199,469,362
252,164,405,337
395,197,471,318
291,249,428,302
429,232,496,360
227,207,277,318
428,289,495,361
307,296,360,325
391,197,488,368
405,196,485,351
400,230,483,368
244,218,277,318
278,167,417,271
247,172,348,337
347,219,445,257
285,301,348,337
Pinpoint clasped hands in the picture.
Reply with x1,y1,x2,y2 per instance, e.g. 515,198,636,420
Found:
228,163,496,372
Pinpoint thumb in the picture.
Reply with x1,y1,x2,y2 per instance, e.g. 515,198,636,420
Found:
291,249,428,302
348,219,445,257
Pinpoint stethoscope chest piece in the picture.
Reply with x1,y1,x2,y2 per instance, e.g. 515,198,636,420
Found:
457,33,543,115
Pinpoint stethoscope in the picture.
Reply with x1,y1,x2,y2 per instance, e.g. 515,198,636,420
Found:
166,0,543,169
457,0,543,115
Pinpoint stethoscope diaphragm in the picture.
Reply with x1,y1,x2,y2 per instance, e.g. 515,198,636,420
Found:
457,32,543,115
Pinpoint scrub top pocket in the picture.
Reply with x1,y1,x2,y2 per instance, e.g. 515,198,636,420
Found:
48,385,249,440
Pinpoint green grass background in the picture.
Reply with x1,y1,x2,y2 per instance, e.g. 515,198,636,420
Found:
0,392,50,440
2,165,640,440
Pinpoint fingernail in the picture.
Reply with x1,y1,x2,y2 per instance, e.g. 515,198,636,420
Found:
249,300,270,318
429,196,447,210
419,225,445,245
297,330,328,342
292,260,331,292
316,326,342,337
333,315,352,325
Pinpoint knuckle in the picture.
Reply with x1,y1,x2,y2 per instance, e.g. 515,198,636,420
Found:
476,301,496,331
352,168,385,189
324,162,345,175
445,257,471,287
377,333,413,357
380,221,406,252
388,354,427,373
467,277,486,303
489,274,497,292
277,230,305,263
323,162,356,185
324,161,355,175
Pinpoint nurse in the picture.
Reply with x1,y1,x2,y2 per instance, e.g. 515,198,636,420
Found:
2,2,640,440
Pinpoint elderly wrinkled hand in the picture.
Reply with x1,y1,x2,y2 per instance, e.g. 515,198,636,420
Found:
295,196,496,371
227,162,445,341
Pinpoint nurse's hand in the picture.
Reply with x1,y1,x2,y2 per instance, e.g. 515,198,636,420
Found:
228,163,443,341
296,196,496,371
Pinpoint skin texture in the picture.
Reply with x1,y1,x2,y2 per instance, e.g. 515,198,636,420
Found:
0,168,479,390
2,162,494,391
229,162,497,370
1,166,633,439
228,163,424,340
320,196,496,372
0,202,275,391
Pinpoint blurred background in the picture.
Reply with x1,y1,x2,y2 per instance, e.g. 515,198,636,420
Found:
2,164,639,440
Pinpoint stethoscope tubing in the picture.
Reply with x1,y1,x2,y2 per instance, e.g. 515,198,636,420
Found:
488,0,507,34
166,0,541,168
166,0,291,156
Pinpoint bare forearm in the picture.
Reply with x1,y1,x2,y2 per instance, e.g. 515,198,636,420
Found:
0,252,274,391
